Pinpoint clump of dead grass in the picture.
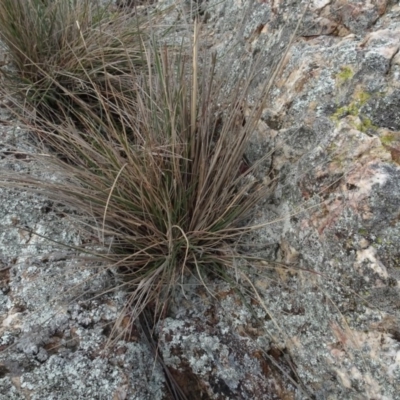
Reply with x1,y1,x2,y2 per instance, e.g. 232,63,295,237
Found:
24,34,270,340
1,2,366,397
0,0,276,344
0,0,153,128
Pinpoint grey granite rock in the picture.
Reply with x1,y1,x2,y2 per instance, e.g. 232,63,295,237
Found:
1,0,400,399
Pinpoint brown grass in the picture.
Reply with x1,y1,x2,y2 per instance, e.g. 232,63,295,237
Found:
0,0,313,345
0,2,330,396
0,0,153,129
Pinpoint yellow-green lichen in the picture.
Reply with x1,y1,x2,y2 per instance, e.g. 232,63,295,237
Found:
355,117,376,133
380,133,396,146
356,91,370,105
331,91,375,133
333,103,359,120
336,66,354,83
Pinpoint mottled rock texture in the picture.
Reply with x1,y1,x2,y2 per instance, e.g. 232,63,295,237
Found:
1,0,400,399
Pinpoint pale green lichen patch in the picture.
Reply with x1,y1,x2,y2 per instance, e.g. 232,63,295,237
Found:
380,132,398,146
334,91,370,118
357,91,371,104
380,134,395,146
333,102,359,119
336,66,354,84
355,116,376,133
331,91,377,133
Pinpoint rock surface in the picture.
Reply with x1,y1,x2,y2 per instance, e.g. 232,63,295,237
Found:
1,0,400,399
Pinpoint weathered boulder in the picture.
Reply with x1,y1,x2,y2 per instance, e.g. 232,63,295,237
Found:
155,0,400,398
1,0,400,399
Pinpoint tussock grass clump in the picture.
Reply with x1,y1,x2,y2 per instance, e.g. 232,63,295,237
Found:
0,0,273,344
0,0,150,126
7,35,270,342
